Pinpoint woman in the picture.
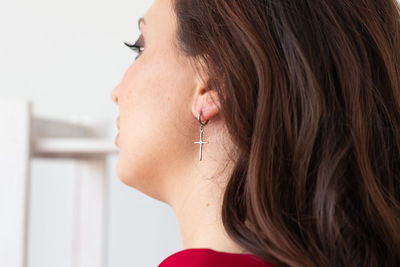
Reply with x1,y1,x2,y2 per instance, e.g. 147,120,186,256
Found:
111,0,400,266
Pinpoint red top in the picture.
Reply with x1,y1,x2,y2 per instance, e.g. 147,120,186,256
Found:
158,248,276,267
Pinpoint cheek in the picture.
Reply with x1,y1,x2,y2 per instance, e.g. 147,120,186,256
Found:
115,54,197,192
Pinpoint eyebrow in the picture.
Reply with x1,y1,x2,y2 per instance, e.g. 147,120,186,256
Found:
138,17,146,30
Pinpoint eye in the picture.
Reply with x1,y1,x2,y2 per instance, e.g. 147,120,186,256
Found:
123,35,145,60
123,42,144,60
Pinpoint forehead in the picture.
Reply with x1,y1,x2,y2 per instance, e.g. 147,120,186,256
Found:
142,0,188,64
143,0,176,33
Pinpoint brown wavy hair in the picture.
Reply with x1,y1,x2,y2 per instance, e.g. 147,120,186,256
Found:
172,0,400,266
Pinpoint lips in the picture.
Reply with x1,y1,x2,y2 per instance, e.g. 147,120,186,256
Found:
115,133,119,146
115,117,120,146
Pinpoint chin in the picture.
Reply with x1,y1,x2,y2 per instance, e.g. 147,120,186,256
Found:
114,154,165,201
115,159,131,187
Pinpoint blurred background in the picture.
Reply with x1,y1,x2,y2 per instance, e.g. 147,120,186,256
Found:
0,0,182,266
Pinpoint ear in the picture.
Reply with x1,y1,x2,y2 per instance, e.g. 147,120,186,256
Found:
191,78,221,123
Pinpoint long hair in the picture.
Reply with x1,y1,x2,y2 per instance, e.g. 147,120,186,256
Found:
172,0,400,266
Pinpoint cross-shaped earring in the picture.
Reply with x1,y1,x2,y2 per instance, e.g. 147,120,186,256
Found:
193,110,209,161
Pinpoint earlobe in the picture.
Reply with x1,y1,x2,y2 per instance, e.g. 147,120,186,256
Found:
192,88,221,122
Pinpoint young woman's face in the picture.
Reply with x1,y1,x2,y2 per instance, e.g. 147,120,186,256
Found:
111,0,202,200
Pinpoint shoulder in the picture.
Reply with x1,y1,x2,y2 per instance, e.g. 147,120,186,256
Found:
158,248,276,267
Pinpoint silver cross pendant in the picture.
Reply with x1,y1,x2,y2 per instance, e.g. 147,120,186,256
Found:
194,125,209,161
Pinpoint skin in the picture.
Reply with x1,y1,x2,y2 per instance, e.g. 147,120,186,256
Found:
111,0,250,255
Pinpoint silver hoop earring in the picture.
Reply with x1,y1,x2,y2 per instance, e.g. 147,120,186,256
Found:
193,110,209,161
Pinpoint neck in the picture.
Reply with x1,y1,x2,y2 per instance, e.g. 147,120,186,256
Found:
167,156,249,254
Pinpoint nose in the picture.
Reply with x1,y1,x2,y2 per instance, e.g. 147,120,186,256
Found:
111,84,119,104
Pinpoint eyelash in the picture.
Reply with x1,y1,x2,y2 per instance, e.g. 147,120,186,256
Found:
123,41,144,60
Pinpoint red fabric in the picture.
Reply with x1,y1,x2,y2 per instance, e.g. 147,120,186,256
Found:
158,248,276,267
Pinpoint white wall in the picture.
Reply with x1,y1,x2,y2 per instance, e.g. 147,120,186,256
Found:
0,0,182,266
